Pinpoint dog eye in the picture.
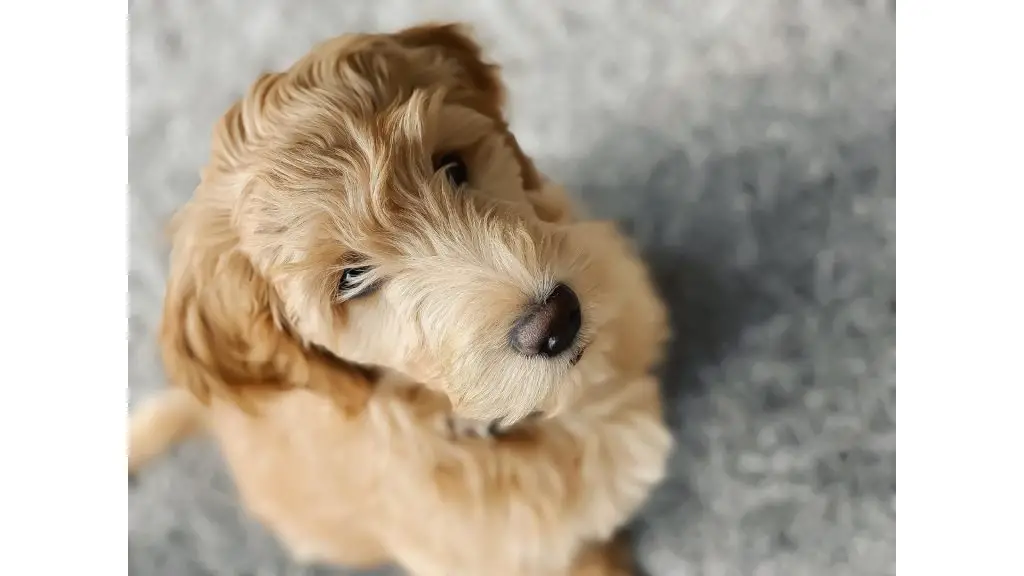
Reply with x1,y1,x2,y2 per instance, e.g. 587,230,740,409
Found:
337,266,374,297
434,152,469,188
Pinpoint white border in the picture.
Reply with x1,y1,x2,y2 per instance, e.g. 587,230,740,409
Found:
901,1,1024,575
3,1,1023,574
0,1,127,573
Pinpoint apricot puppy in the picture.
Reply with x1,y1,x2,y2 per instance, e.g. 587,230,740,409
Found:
129,23,673,576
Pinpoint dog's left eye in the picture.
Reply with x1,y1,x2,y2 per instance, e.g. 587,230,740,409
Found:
434,152,469,188
338,266,374,298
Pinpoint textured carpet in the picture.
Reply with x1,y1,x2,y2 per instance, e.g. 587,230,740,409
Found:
127,1,896,574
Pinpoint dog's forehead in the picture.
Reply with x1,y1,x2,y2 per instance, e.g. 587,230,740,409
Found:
256,106,485,251
248,36,513,262
288,34,470,116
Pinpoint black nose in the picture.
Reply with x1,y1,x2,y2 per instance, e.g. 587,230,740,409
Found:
510,283,582,357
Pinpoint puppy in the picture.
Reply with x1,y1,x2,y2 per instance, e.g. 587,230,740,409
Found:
129,23,673,576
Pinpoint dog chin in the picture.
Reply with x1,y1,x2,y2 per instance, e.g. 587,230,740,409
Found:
569,345,586,366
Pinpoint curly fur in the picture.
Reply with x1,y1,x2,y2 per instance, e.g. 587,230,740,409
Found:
129,23,673,576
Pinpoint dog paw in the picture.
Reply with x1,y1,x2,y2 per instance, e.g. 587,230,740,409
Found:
444,411,544,440
446,416,496,439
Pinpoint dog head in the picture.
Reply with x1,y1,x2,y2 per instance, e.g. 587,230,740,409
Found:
161,24,668,424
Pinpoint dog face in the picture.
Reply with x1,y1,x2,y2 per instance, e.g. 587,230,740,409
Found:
163,24,667,425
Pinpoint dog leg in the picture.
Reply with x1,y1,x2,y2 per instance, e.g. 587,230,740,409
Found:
128,387,204,476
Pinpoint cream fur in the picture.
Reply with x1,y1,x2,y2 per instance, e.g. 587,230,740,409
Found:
129,23,673,576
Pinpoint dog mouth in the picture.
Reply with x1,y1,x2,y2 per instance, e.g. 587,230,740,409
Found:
569,345,586,366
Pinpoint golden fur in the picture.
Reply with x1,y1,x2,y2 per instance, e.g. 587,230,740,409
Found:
129,23,673,576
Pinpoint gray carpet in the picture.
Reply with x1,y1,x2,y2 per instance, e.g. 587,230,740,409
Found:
127,1,896,574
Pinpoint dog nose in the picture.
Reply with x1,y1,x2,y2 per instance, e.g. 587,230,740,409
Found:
510,283,582,357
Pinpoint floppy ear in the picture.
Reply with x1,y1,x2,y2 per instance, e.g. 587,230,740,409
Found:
396,23,573,219
159,191,303,408
159,94,373,414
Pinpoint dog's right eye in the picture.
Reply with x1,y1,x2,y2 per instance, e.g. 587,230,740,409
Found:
337,266,374,297
434,152,469,188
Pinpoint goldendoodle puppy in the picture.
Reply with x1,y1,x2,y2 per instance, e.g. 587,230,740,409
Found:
129,22,673,576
